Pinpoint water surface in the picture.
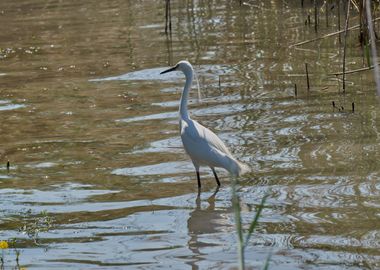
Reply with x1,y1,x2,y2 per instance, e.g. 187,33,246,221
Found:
0,1,379,269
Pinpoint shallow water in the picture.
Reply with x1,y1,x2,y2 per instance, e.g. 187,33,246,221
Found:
0,0,380,269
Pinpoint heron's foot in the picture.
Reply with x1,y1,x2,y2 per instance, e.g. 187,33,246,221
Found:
211,168,221,187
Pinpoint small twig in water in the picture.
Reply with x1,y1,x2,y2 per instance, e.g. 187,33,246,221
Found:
338,0,341,43
193,70,202,102
164,0,172,35
305,63,310,91
330,63,380,76
342,0,351,94
290,18,380,47
314,0,318,32
326,0,329,27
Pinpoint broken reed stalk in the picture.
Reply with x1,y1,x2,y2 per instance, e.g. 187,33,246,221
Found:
314,0,318,32
326,0,329,27
366,0,380,96
290,17,380,47
305,63,310,90
165,0,168,34
359,0,364,45
165,29,173,66
342,0,351,93
338,0,341,43
168,0,172,33
164,0,172,34
330,63,380,76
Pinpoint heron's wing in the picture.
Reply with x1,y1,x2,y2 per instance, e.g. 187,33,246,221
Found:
181,119,232,156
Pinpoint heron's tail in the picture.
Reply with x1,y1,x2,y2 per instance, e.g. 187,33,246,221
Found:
228,157,250,176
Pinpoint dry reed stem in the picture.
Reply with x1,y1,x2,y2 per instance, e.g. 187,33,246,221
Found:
290,17,380,47
330,63,380,76
366,0,380,96
342,0,351,93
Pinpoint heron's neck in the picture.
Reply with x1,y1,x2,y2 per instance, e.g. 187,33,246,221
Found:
180,69,193,120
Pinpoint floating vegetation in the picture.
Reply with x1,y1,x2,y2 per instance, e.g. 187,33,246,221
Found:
18,210,54,244
0,239,25,270
0,46,40,59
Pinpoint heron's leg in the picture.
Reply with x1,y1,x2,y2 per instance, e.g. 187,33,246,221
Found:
196,171,201,189
193,162,201,189
211,168,221,187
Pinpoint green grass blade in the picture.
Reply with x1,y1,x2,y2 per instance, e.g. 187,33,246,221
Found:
262,250,273,270
231,176,244,270
232,177,243,245
244,193,268,247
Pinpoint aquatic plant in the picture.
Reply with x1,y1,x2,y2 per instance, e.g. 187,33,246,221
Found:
231,176,269,270
0,239,25,270
0,241,8,250
0,240,8,270
365,0,380,95
19,210,54,244
293,0,380,96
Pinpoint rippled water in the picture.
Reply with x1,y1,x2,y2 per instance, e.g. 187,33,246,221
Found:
0,0,380,269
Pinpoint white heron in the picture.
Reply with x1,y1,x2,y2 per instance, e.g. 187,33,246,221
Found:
160,60,249,188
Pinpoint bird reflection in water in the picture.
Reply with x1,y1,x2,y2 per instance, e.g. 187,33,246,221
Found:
186,187,230,268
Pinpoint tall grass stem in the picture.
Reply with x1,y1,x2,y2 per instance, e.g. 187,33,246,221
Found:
342,0,351,93
366,0,380,95
231,176,245,270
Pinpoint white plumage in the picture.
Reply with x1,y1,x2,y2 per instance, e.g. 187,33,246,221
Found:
160,60,249,188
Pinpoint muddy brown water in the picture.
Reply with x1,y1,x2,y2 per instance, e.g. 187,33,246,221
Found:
0,1,379,269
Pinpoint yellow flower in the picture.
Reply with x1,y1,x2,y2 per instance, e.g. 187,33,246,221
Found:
0,240,8,249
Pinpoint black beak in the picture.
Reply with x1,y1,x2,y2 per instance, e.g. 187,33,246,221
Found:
160,65,177,74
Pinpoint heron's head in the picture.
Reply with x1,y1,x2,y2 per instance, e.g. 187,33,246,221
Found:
160,60,193,75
